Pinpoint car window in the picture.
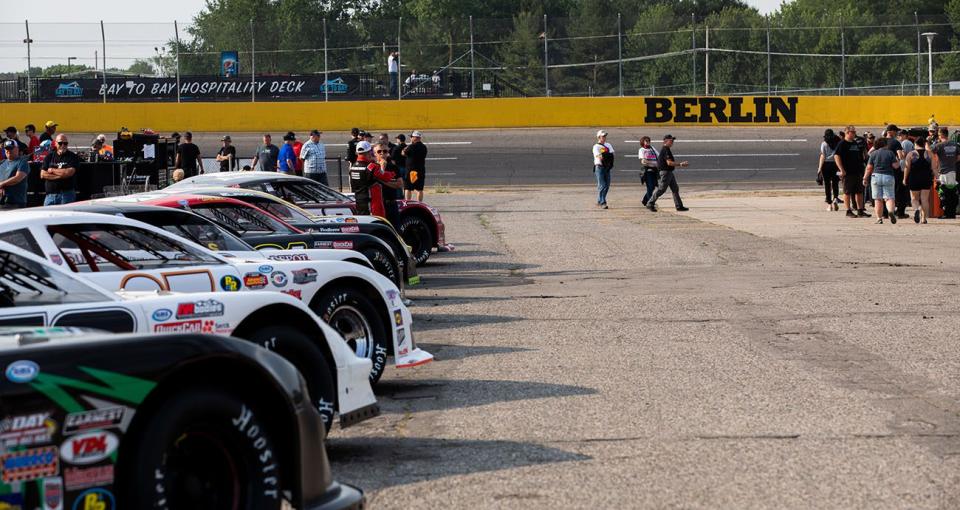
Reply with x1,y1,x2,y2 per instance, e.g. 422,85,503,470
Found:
252,199,316,224
191,204,297,236
48,224,220,273
275,181,349,204
122,211,252,252
0,248,112,306
0,229,44,257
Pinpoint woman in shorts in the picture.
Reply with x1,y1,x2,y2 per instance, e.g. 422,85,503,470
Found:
863,137,900,224
904,136,934,223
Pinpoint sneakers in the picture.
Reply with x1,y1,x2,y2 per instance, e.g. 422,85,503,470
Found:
602,204,609,209
834,202,840,211
846,210,856,217
676,206,689,212
915,210,921,223
826,203,833,211
646,204,658,212
641,198,648,206
889,212,897,224
857,210,871,218
875,218,883,224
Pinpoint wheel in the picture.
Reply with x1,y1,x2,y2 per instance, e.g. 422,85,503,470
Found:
362,246,402,288
314,286,389,384
121,387,286,510
244,325,337,431
398,215,434,266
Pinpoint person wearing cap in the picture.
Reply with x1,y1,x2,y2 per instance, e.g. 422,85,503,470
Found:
24,124,40,155
39,121,57,144
0,140,29,209
592,130,615,208
251,134,280,172
216,135,236,172
3,127,28,155
279,133,297,174
402,130,428,201
40,134,79,205
175,131,203,177
346,128,361,165
350,141,402,217
646,134,689,212
290,132,304,175
300,129,327,184
90,134,114,162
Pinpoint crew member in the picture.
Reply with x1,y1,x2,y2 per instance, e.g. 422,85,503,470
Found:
645,134,689,212
402,130,428,201
0,140,29,209
90,134,114,161
350,141,402,217
39,121,57,143
41,134,79,205
375,142,403,227
175,131,203,177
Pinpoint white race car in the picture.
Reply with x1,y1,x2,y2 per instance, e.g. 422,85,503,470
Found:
0,209,432,383
0,240,376,430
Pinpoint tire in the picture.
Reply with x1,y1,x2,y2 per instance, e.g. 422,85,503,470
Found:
362,246,402,288
121,387,286,510
244,325,337,431
314,286,389,384
398,214,434,266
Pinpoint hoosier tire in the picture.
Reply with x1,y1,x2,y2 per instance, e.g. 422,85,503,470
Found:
398,215,434,266
361,245,402,289
314,286,390,383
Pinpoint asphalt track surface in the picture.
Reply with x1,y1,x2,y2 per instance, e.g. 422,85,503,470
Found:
72,127,831,189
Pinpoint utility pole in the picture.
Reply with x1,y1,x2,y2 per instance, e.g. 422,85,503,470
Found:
250,19,256,102
923,32,937,96
24,21,32,103
174,21,181,103
543,14,549,96
617,13,623,97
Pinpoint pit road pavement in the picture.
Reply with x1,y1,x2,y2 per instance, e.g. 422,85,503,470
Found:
329,186,960,508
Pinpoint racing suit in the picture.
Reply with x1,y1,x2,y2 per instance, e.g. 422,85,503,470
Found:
350,157,397,218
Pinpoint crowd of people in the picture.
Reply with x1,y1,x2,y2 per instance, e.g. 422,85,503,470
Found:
817,122,958,224
591,130,690,212
0,121,80,209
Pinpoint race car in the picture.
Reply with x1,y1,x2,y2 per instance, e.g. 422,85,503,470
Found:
89,193,406,291
0,326,363,509
169,171,446,265
0,240,377,429
0,210,432,383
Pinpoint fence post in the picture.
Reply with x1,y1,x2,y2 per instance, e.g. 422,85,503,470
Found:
543,14,549,96
100,21,107,104
691,14,696,95
470,16,476,98
323,18,329,102
174,21,181,103
24,20,31,103
915,12,921,95
766,18,771,95
617,13,623,97
840,15,845,96
397,17,402,101
250,19,256,102
704,25,709,95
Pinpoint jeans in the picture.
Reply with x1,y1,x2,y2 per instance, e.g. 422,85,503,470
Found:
823,173,840,203
870,173,895,200
648,170,684,208
594,165,611,204
305,172,329,186
44,190,76,206
641,169,657,204
389,72,399,96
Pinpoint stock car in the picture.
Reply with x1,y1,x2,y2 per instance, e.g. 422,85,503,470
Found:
90,193,407,291
0,326,363,509
0,210,432,383
169,171,447,265
0,240,377,430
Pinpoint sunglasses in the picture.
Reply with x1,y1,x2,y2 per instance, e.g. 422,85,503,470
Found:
376,150,389,154
56,141,68,146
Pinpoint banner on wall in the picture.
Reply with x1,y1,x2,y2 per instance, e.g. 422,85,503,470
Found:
40,75,361,100
220,51,239,78
642,97,799,124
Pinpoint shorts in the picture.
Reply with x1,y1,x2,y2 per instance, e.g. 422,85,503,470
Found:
405,169,425,191
843,171,864,195
870,173,895,200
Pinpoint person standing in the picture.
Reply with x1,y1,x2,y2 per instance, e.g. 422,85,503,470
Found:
376,142,404,227
251,134,279,172
346,128,360,166
818,129,841,211
350,141,401,217
216,135,236,172
24,124,40,155
290,132,304,175
38,121,57,143
402,130,428,201
279,133,297,174
646,134,689,212
0,140,29,209
40,134,78,205
299,129,328,185
883,125,908,218
834,126,869,217
932,126,959,218
387,51,399,96
592,130,614,209
904,136,933,224
175,131,203,177
639,137,659,206
3,127,28,154
863,137,900,224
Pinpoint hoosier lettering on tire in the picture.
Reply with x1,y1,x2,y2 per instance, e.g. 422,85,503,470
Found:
315,286,390,383
362,245,401,289
398,215,434,266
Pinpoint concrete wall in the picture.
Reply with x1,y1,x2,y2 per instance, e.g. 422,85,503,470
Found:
1,96,956,132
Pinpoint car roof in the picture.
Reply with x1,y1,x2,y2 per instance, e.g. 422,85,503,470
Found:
173,171,307,187
0,208,148,227
56,202,179,216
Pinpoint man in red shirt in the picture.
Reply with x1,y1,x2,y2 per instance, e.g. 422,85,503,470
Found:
290,132,304,175
24,124,40,154
349,141,402,217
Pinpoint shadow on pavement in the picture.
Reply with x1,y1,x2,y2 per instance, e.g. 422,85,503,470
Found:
411,313,523,331
415,343,535,361
410,295,513,306
372,378,597,412
418,274,532,290
328,436,591,490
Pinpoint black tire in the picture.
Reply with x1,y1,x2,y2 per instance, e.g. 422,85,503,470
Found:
398,214,434,266
121,387,286,510
314,286,390,384
244,325,337,431
362,246,402,288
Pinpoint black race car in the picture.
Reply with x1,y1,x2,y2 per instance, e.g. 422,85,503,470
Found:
0,327,363,509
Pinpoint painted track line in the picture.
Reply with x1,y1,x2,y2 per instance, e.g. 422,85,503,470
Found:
618,167,797,172
624,139,807,143
625,153,800,158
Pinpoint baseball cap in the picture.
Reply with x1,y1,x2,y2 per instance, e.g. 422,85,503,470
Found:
663,134,676,140
221,135,231,142
96,134,106,142
885,124,899,132
2,140,16,150
411,130,422,137
356,141,372,154
309,129,321,136
44,121,57,128
282,133,295,141
596,130,608,137
3,126,15,134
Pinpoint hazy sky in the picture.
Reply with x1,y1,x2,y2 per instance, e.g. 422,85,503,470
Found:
0,0,783,73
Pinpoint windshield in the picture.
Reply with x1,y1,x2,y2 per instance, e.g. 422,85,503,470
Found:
246,197,317,224
49,224,220,272
122,210,253,252
269,181,350,205
0,248,111,306
190,203,297,236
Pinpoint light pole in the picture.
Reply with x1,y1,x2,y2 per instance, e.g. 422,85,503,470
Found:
922,32,936,96
66,56,76,75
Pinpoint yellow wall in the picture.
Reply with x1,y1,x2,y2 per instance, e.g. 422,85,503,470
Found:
1,96,956,132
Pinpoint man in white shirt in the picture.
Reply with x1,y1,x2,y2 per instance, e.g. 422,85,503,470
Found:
592,130,615,209
299,129,328,185
387,51,399,96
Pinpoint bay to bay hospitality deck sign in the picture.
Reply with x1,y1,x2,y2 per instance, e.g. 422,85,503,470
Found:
40,76,357,100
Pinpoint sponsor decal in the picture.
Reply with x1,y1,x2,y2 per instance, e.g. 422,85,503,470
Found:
340,226,360,233
291,268,318,284
6,360,39,383
220,274,242,292
233,405,280,499
151,308,173,322
213,321,233,334
344,217,358,223
386,289,400,307
642,96,798,124
43,476,63,510
1,446,58,483
60,431,119,466
55,81,83,98
64,465,114,491
0,412,56,448
50,254,63,266
63,408,124,435
71,488,114,510
270,271,288,288
258,264,274,274
267,253,310,261
332,240,354,249
243,272,268,290
154,320,202,333
281,289,302,300
394,309,404,326
397,328,409,356
313,241,334,248
176,299,225,319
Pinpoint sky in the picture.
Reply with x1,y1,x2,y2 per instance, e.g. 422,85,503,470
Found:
0,0,783,74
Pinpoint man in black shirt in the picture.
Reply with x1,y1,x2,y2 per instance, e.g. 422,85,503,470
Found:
38,121,57,143
646,134,689,212
833,126,869,217
175,131,203,177
41,134,79,205
346,128,360,165
402,130,428,201
884,124,909,218
216,135,236,172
